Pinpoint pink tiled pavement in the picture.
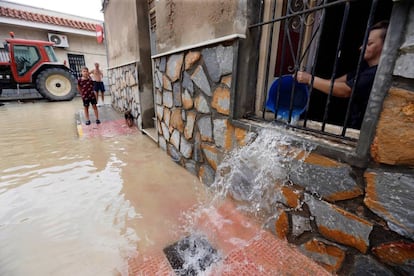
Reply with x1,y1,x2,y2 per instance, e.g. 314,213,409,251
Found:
78,118,138,138
128,201,330,275
128,253,172,276
81,106,330,275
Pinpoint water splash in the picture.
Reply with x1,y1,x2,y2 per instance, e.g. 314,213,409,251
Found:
164,232,221,275
211,128,314,216
168,128,315,274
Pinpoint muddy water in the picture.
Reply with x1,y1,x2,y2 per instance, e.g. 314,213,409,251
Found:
0,98,208,275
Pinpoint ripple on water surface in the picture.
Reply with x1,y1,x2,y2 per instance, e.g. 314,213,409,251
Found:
0,100,207,275
0,157,140,276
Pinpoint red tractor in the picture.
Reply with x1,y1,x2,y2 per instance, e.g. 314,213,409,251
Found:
0,34,77,101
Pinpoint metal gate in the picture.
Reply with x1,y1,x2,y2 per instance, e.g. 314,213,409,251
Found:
67,54,85,79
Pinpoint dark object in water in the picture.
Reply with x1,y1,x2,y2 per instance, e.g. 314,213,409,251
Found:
124,111,134,127
163,234,221,275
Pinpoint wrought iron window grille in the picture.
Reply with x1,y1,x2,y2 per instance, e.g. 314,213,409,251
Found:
249,0,384,143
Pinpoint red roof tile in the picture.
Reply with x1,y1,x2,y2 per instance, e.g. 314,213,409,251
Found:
0,6,97,31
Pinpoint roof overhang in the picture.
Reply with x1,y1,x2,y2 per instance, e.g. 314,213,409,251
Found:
0,17,96,37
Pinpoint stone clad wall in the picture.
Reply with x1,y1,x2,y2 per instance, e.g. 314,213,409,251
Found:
153,40,414,275
359,7,414,274
273,152,413,275
153,43,248,184
369,87,414,246
107,62,142,128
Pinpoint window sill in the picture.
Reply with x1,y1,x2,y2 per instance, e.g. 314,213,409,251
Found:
258,111,360,140
230,117,369,168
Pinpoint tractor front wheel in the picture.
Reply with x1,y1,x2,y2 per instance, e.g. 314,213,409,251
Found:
36,68,77,101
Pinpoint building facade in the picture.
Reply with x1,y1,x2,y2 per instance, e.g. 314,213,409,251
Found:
0,0,107,98
102,0,414,274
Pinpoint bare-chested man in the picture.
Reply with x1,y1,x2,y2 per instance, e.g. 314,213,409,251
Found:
90,62,105,106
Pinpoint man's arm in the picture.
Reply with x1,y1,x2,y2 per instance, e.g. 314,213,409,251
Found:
296,71,351,98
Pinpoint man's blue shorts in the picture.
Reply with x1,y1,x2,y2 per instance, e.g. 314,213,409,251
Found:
93,81,105,92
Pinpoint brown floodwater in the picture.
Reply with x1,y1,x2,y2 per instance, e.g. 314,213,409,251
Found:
0,98,208,275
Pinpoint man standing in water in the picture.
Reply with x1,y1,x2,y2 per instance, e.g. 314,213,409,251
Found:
90,62,106,106
296,21,388,129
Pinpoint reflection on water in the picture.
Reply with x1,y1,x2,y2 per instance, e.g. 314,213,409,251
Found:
0,99,206,275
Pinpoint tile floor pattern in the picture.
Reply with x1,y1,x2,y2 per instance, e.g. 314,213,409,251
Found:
78,118,138,138
127,201,330,275
76,105,138,138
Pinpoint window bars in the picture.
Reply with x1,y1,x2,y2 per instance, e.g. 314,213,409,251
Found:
67,54,86,79
250,0,380,142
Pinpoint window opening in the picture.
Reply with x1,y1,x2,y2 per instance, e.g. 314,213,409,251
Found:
13,45,40,76
250,0,392,142
148,0,156,33
67,54,85,79
148,0,157,55
45,46,58,62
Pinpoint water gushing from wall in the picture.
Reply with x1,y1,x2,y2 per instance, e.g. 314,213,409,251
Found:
212,128,314,216
168,128,315,273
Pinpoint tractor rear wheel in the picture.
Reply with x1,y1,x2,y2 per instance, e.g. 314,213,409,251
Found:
36,68,77,101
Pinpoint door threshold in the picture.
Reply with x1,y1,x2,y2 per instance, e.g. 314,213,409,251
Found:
142,127,158,143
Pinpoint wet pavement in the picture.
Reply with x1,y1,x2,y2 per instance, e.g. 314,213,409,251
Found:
128,200,330,275
75,104,138,139
0,97,329,275
76,101,330,275
0,98,206,275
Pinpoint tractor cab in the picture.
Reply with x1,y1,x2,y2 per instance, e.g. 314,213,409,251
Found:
5,38,57,82
0,33,77,101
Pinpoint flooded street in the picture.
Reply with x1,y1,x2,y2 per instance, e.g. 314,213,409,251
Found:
0,98,329,276
0,98,207,275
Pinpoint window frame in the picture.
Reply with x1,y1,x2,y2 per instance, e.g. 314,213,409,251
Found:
13,45,41,76
44,46,58,62
67,53,86,79
231,0,403,167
